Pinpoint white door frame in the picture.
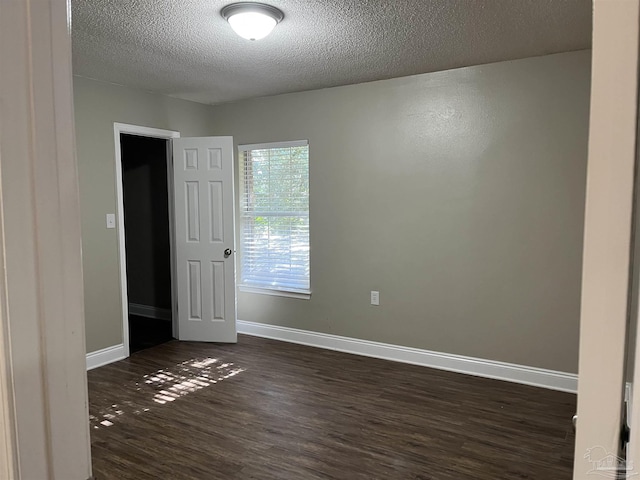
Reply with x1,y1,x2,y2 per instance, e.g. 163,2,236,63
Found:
113,123,180,357
573,0,640,478
0,1,92,477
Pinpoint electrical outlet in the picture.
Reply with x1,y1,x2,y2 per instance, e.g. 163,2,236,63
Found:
370,290,380,306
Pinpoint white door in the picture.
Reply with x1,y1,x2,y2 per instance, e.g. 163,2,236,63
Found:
172,137,237,342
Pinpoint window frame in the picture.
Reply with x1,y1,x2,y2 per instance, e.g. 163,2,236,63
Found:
238,140,311,299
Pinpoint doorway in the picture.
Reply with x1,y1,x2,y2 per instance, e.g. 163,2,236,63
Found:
114,124,181,356
121,134,173,353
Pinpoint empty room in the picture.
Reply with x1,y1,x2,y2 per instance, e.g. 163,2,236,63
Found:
8,0,627,478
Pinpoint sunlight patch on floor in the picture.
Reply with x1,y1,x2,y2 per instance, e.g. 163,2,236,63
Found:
90,356,245,429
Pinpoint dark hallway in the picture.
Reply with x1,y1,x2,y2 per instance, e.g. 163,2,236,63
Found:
121,133,174,353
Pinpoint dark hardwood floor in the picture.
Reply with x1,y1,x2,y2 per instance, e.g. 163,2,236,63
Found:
88,335,576,479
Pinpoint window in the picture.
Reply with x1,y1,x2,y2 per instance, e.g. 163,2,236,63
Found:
239,140,310,296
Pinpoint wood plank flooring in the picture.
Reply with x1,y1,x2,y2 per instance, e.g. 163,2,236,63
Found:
88,335,576,479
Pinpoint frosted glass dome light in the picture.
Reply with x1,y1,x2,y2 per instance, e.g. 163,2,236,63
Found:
222,3,284,41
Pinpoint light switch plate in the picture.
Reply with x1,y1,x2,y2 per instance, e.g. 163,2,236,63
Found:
371,290,380,306
106,213,116,229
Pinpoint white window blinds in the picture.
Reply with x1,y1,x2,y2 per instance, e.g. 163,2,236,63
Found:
239,140,310,293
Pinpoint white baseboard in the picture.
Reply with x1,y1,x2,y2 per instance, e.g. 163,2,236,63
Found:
128,303,171,321
236,320,578,393
86,344,126,370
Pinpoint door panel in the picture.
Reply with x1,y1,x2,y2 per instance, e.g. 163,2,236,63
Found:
173,137,236,342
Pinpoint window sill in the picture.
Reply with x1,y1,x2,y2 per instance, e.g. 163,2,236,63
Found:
238,286,311,300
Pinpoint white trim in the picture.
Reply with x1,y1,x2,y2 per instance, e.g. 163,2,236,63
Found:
86,344,127,370
113,123,181,140
0,2,92,477
237,320,578,393
239,286,311,300
239,139,308,151
113,123,180,359
128,303,172,321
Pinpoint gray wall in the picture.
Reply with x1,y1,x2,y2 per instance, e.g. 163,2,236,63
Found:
74,76,216,352
209,51,591,373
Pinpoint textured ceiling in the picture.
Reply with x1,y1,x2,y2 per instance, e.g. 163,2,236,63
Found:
71,0,592,105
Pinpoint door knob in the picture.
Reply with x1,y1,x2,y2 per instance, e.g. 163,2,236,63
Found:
224,248,232,257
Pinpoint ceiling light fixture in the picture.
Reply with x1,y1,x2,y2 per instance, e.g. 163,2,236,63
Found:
221,2,284,41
